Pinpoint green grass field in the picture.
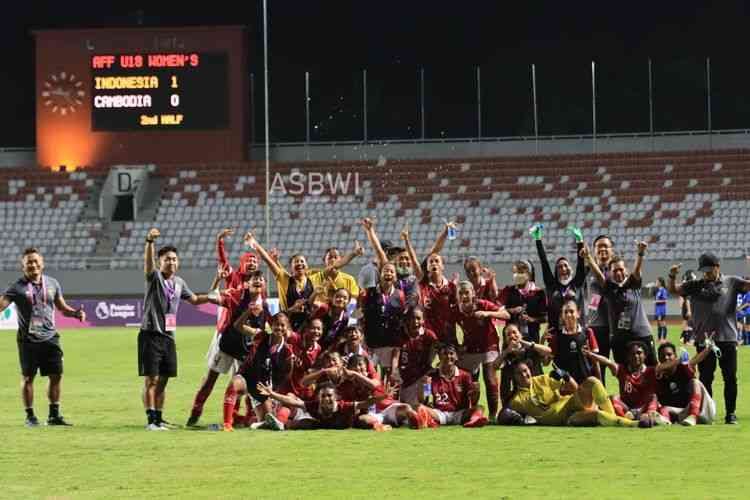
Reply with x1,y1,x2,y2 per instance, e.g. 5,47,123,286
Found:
1,325,748,500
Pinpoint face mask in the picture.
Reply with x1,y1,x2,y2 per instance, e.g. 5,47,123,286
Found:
559,276,573,286
396,265,411,276
513,273,528,286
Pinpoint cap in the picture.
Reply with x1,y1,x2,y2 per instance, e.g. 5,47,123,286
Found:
697,253,720,272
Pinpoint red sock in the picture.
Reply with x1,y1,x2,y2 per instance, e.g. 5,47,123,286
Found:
485,381,499,419
470,409,483,421
688,390,702,417
611,396,626,417
191,377,218,417
223,386,238,428
658,406,671,420
276,406,290,425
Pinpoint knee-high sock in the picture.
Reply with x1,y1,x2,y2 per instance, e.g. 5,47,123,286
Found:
223,386,238,428
191,377,218,417
485,380,499,419
276,406,291,425
688,382,702,417
590,379,617,415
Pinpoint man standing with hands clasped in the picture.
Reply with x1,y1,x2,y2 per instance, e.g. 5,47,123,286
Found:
140,228,220,430
0,247,86,427
667,253,750,424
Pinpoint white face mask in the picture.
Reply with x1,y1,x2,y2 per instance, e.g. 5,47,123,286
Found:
559,276,573,286
513,273,528,286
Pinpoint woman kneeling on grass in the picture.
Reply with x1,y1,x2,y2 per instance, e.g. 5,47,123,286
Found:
507,361,642,427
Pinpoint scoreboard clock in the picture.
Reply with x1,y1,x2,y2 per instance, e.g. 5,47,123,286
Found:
90,52,229,131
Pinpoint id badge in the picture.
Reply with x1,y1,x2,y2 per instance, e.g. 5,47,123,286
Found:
617,312,632,330
165,313,177,332
29,315,45,335
588,293,601,311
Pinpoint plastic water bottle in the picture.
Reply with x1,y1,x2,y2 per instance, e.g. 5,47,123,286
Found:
423,378,432,400
447,225,457,241
207,423,222,431
679,348,690,365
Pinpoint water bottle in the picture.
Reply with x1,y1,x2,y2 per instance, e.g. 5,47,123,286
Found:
679,348,690,365
423,378,432,401
207,423,222,431
447,225,457,241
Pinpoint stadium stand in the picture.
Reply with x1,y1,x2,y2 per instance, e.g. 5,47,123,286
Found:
113,149,750,268
0,165,107,270
2,150,748,270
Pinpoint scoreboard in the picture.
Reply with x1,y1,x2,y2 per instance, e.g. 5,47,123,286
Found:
90,52,229,131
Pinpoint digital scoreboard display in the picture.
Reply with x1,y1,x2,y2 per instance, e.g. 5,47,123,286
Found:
90,52,229,131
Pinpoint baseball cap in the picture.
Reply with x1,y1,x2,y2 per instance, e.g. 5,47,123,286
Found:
697,253,720,272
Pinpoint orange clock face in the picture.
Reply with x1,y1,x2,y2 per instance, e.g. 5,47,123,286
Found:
41,71,85,116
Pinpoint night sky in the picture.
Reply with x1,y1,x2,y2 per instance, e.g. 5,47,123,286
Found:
3,1,750,146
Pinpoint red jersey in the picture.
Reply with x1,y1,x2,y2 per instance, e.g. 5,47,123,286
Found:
398,328,439,387
451,300,501,354
289,341,322,399
419,278,458,345
430,366,476,412
616,364,658,411
473,278,499,303
303,400,357,429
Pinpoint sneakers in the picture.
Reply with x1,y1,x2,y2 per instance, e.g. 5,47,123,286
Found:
637,416,654,428
651,412,672,426
680,415,697,427
249,421,266,430
725,413,738,425
463,414,489,428
47,415,73,426
25,415,40,428
222,423,234,432
523,415,537,425
373,422,392,432
264,413,285,431
186,414,200,427
146,423,167,431
417,407,438,429
157,419,179,430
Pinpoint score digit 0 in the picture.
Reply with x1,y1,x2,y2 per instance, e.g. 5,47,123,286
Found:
171,94,180,107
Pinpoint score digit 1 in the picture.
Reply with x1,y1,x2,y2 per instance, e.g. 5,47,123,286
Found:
171,76,178,88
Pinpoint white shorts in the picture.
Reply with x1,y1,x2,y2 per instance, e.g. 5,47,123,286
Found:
369,402,411,425
662,381,717,424
433,408,469,426
370,346,397,369
400,380,424,406
458,351,499,372
292,408,315,422
206,334,239,374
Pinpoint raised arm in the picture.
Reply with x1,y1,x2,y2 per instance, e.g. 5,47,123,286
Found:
360,218,388,267
331,240,364,270
666,263,684,296
632,240,647,281
572,241,587,287
474,307,511,321
532,224,556,289
401,224,424,282
581,243,606,285
344,368,381,391
244,231,284,278
428,221,456,257
301,367,339,387
144,228,160,276
216,228,234,272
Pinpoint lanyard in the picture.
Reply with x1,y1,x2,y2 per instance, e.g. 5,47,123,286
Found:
27,277,47,307
164,277,176,313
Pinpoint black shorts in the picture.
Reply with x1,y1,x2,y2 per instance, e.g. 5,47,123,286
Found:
138,330,177,377
18,339,63,377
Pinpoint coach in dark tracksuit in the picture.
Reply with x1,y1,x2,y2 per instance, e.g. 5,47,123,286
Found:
668,253,750,425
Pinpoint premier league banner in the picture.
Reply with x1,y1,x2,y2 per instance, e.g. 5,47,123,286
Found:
53,298,219,329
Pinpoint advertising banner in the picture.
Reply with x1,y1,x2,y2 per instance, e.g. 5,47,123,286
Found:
54,298,219,329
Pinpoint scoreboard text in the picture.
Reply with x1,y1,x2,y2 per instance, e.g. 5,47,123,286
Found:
90,52,229,131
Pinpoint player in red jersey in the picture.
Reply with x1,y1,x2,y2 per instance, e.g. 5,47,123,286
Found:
391,306,438,405
416,253,458,346
311,288,352,350
256,382,372,430
221,312,295,431
655,342,716,425
288,318,323,400
417,344,488,428
463,256,499,304
186,229,261,427
451,281,510,420
584,341,670,426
